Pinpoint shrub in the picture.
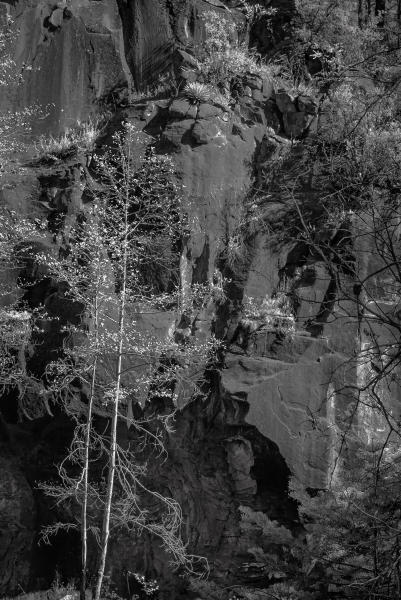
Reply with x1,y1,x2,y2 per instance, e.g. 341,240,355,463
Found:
225,232,248,268
183,81,213,104
243,293,295,335
35,118,101,159
196,10,276,90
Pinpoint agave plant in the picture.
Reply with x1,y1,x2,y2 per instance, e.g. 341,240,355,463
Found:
183,82,213,104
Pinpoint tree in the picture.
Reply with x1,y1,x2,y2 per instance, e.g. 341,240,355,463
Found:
39,123,214,598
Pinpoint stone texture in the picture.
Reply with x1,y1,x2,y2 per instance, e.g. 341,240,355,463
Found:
221,338,346,489
0,454,36,595
192,120,220,144
252,89,264,102
262,76,274,99
176,48,199,69
6,0,129,134
244,75,262,90
197,102,223,120
180,68,198,82
225,436,257,501
163,118,195,145
283,111,313,137
116,0,173,90
275,90,297,113
169,98,197,119
297,94,318,114
48,7,65,28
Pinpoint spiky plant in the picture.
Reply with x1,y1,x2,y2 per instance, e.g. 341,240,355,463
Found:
183,82,213,104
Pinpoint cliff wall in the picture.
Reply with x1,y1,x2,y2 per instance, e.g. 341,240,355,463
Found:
0,0,397,597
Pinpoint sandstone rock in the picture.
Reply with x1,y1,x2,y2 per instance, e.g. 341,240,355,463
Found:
283,111,313,137
225,437,257,502
176,48,199,69
232,123,255,144
240,95,254,106
252,89,264,102
192,120,220,144
297,94,318,115
238,100,266,126
0,455,36,595
197,103,223,120
262,76,274,99
142,101,158,123
169,99,197,119
117,0,173,90
163,119,195,145
49,8,65,28
263,100,281,132
275,90,297,113
8,1,127,134
221,347,345,489
181,68,198,82
243,75,262,90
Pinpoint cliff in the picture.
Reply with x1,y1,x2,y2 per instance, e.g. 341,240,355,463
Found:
0,0,399,598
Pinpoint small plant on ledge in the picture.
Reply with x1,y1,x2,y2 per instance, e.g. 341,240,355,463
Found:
35,117,102,161
243,292,295,336
183,81,213,104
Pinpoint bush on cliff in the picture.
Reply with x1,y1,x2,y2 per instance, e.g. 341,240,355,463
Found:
195,10,277,97
35,119,102,160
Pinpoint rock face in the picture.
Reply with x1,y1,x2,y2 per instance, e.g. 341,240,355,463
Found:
0,0,396,596
7,0,130,133
0,452,36,594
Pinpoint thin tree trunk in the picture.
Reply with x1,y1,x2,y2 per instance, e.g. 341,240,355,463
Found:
80,292,99,600
94,200,129,600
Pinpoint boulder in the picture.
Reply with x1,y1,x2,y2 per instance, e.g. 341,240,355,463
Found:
263,100,281,132
197,103,223,120
192,120,220,144
163,119,195,145
176,48,199,69
243,74,263,90
169,99,197,119
297,95,318,115
252,89,264,102
283,111,313,137
275,90,297,113
181,68,198,82
262,76,274,99
49,8,65,28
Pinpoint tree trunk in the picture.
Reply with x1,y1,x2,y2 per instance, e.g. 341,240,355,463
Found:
80,293,99,600
94,199,129,600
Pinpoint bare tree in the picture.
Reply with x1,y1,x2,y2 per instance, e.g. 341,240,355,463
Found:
39,124,214,598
